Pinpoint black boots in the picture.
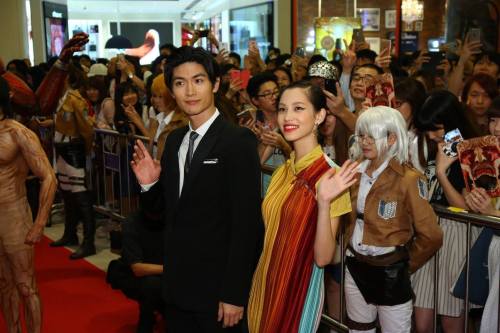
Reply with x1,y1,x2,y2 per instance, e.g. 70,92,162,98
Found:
50,190,96,259
50,190,79,247
69,191,96,260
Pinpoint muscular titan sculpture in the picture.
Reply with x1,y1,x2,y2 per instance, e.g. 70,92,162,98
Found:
0,34,88,333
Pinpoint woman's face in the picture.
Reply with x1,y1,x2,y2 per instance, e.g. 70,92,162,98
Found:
426,125,445,143
319,114,336,138
350,67,378,101
85,87,100,103
123,91,138,106
253,81,279,113
396,100,412,127
151,92,166,112
467,81,492,117
274,69,291,89
489,117,500,138
278,88,324,144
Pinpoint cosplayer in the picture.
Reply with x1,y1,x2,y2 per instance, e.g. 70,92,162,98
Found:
248,81,356,333
345,106,442,332
49,64,97,259
0,77,57,333
0,33,87,333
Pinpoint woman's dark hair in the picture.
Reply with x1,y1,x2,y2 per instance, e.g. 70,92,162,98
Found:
415,90,476,139
68,63,86,89
114,82,141,133
0,77,12,119
273,67,293,84
7,59,30,84
83,76,108,105
247,72,278,99
461,73,498,102
410,70,436,92
395,78,427,126
228,52,241,66
279,80,327,113
164,46,220,90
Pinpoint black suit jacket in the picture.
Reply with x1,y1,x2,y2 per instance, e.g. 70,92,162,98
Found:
141,114,263,313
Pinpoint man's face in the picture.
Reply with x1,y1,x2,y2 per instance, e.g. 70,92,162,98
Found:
473,56,499,79
171,62,218,117
467,82,492,117
350,67,378,101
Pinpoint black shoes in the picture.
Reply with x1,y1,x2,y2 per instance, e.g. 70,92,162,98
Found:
50,236,79,247
69,243,96,260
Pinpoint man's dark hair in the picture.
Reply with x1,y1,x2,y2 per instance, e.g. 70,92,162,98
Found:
80,54,91,62
164,46,220,90
356,63,384,75
246,72,278,99
473,52,500,72
356,49,377,63
0,77,12,119
160,43,177,53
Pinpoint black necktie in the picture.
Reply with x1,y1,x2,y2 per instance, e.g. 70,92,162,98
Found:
184,131,199,176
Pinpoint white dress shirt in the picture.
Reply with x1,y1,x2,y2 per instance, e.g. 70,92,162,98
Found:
351,158,396,256
141,109,220,195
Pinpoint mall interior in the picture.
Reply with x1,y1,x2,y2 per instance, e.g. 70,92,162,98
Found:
0,0,500,333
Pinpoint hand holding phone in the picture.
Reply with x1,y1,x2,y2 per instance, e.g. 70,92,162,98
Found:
443,128,464,157
468,28,481,43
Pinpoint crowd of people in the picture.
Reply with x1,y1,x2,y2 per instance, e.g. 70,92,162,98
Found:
0,29,499,333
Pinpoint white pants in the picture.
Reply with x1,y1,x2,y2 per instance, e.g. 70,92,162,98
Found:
345,268,412,333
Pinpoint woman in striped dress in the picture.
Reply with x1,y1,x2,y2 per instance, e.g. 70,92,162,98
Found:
247,81,357,333
412,90,480,333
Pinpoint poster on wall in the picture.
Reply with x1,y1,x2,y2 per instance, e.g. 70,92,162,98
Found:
314,17,362,60
365,37,381,54
356,8,380,31
43,2,68,60
385,10,396,29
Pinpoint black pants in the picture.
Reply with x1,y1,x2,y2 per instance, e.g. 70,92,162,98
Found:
136,276,163,333
164,304,243,333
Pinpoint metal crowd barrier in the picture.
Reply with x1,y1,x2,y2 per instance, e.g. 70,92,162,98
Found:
261,166,500,333
92,128,150,223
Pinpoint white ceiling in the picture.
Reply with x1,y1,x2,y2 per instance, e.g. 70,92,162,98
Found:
68,0,193,15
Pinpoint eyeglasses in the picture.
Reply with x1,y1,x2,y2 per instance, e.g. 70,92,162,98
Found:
257,90,280,99
352,134,387,145
352,74,375,83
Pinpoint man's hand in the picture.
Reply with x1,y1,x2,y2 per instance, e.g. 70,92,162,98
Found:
215,49,229,64
375,47,391,71
323,83,346,116
218,302,244,328
457,35,482,64
59,32,89,63
130,140,161,185
342,40,357,74
25,224,44,245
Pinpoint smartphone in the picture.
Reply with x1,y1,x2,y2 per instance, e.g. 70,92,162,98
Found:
294,47,305,57
422,51,446,75
219,42,229,51
353,29,365,43
230,69,251,89
237,109,253,123
198,30,209,38
468,28,481,43
380,39,391,54
335,38,342,50
443,128,464,157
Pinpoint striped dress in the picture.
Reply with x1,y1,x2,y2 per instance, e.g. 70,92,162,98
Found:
247,145,351,333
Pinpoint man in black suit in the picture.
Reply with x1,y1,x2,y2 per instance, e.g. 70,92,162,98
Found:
131,46,263,332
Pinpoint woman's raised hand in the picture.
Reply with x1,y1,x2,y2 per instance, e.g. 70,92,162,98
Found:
317,159,359,206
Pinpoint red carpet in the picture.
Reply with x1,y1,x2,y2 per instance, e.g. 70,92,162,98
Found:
0,236,138,333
